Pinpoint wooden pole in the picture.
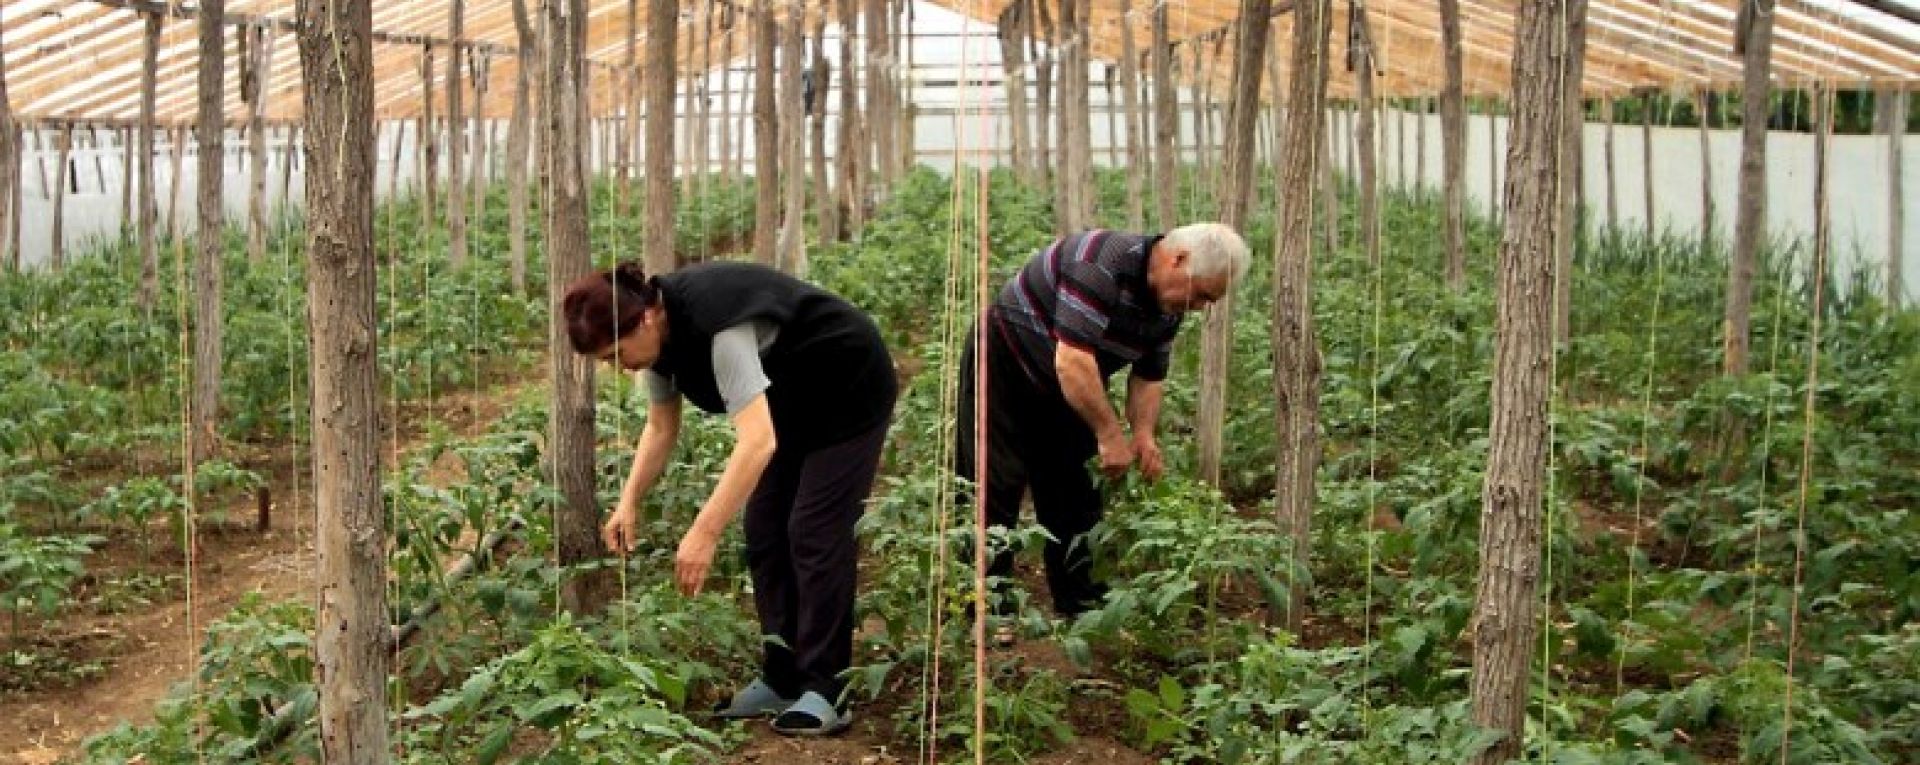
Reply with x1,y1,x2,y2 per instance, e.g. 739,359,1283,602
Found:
165,125,185,241
1697,87,1716,252
1604,96,1618,235
1034,0,1055,195
1352,1,1380,272
245,24,274,263
121,127,135,235
1272,0,1330,633
998,2,1031,182
697,2,716,189
191,0,226,469
751,0,776,266
811,13,836,246
1151,0,1175,229
545,0,610,615
1488,98,1500,224
1417,96,1429,195
719,5,736,183
446,0,468,269
1888,86,1906,309
2,18,18,270
1467,2,1573,760
865,0,893,192
1105,66,1120,170
280,126,298,229
508,0,536,294
644,0,679,275
419,44,437,234
777,2,805,274
137,12,160,310
836,0,864,235
51,126,71,271
617,0,636,211
1735,0,1774,376
296,0,390,754
1553,1,1586,346
1198,0,1273,488
1642,92,1656,243
1118,0,1145,229
470,52,491,230
1441,0,1466,289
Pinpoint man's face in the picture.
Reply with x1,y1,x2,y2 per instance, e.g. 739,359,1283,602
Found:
1152,248,1232,314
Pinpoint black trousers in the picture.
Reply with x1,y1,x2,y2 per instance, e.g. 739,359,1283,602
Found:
744,417,889,703
955,316,1108,617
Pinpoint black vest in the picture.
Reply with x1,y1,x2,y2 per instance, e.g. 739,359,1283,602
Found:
651,262,898,451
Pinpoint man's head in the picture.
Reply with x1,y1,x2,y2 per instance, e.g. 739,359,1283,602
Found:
1145,223,1251,314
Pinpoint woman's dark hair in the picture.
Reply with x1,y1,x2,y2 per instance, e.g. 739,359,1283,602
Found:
561,260,658,354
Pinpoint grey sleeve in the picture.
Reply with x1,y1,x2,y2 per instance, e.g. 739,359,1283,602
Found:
644,370,679,404
712,320,777,415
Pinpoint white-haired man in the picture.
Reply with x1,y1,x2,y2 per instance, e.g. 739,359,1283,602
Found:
958,223,1252,625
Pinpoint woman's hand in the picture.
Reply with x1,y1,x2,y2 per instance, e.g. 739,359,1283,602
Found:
602,506,638,555
675,525,720,596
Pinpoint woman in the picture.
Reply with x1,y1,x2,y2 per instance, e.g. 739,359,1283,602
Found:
561,260,897,737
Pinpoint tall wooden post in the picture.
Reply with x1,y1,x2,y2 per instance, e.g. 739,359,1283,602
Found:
470,53,491,230
1553,0,1586,346
1604,96,1618,234
1351,1,1381,272
419,44,438,232
811,14,836,246
295,0,390,757
508,0,537,294
998,1,1032,182
1440,0,1466,290
645,0,679,276
777,3,806,274
138,13,161,311
1054,0,1079,234
1696,87,1715,252
1119,0,1146,229
865,0,894,192
836,0,864,234
245,24,275,264
1033,0,1055,191
1488,99,1500,224
546,0,610,615
752,0,777,266
1272,0,1330,633
446,0,468,269
51,126,71,271
719,6,737,183
1886,86,1907,309
1197,0,1272,488
1725,0,1773,376
1467,2,1573,761
120,128,134,233
166,125,186,242
0,18,13,272
193,0,227,468
1642,92,1656,242
1151,1,1175,229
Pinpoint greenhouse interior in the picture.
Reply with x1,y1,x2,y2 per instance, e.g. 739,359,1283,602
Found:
0,0,1916,763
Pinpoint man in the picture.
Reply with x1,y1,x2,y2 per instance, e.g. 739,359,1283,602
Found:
958,223,1250,627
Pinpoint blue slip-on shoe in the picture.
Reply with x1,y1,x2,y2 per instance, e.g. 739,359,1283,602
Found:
770,691,854,737
711,678,795,720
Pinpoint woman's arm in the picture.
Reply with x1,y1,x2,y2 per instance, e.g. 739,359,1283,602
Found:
603,396,682,553
675,394,778,595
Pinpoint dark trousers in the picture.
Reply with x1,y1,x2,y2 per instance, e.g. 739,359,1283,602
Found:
744,418,889,703
955,316,1108,617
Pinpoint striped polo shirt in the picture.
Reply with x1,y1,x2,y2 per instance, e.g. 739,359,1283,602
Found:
991,229,1183,386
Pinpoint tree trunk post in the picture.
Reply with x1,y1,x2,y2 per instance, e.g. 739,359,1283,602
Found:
1641,91,1656,243
0,20,12,272
51,126,71,271
720,6,736,183
545,0,610,616
1604,96,1618,236
1440,0,1466,290
296,0,391,758
470,52,491,230
835,0,862,236
166,125,186,242
777,2,806,274
752,0,777,266
998,2,1030,181
1119,0,1145,229
509,0,537,295
1468,3,1574,761
1034,0,1055,194
1727,0,1773,376
137,14,161,311
645,0,679,276
811,14,835,246
244,24,274,264
865,0,893,193
1887,86,1906,309
446,0,468,269
1352,1,1380,274
419,44,437,234
1553,1,1586,346
1696,87,1715,253
1151,2,1175,229
192,0,227,469
1272,0,1331,633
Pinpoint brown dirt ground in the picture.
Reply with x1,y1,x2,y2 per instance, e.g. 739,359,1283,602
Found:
0,377,527,765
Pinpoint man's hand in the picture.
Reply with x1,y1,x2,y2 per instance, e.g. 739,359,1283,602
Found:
1097,427,1136,480
1135,434,1165,482
602,506,638,555
675,525,720,596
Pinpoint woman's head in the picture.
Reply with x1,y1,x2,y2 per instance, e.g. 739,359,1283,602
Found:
561,261,668,371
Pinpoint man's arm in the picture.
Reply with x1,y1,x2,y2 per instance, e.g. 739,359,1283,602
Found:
1056,344,1133,478
1126,374,1166,481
